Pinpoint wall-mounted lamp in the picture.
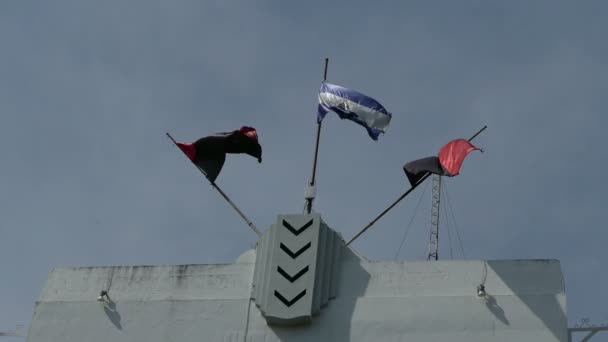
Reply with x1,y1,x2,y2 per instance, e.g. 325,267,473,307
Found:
477,284,486,297
97,290,111,303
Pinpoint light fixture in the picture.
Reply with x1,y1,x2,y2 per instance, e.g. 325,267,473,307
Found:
477,284,486,297
97,290,111,303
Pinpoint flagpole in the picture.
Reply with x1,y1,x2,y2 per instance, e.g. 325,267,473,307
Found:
345,125,487,246
305,58,329,214
166,132,262,237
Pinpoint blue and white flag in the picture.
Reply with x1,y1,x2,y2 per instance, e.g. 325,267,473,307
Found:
317,82,392,140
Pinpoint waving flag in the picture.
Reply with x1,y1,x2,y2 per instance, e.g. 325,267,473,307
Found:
176,126,262,182
317,82,392,140
403,139,481,186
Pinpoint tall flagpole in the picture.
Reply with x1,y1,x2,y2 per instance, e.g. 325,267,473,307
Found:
345,125,487,246
166,132,262,237
305,58,329,214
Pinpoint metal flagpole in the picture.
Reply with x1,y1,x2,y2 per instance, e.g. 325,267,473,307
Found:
305,58,329,214
345,125,487,246
166,132,262,237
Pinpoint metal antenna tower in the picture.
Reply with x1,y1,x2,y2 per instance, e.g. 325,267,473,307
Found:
427,174,441,261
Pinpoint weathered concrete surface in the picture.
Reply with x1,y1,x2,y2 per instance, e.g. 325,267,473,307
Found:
27,251,567,342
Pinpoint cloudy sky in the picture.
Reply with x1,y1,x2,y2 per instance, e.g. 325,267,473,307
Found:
1,0,607,336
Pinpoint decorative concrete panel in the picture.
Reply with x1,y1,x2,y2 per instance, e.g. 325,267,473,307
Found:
252,214,343,325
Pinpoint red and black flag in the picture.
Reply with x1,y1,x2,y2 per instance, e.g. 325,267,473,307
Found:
175,126,262,182
403,139,481,186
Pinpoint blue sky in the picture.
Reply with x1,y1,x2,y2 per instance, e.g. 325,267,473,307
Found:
1,0,607,335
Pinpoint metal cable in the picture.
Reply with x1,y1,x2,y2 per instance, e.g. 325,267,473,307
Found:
441,184,454,259
394,181,429,260
443,181,467,259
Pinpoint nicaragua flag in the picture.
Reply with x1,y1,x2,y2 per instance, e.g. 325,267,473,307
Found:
317,82,392,140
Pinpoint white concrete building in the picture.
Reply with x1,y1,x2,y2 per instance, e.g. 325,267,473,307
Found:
26,214,568,341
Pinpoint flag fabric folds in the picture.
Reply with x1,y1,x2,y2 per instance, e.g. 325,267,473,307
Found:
403,139,481,187
317,82,392,140
176,126,262,182
403,156,444,186
437,139,479,175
